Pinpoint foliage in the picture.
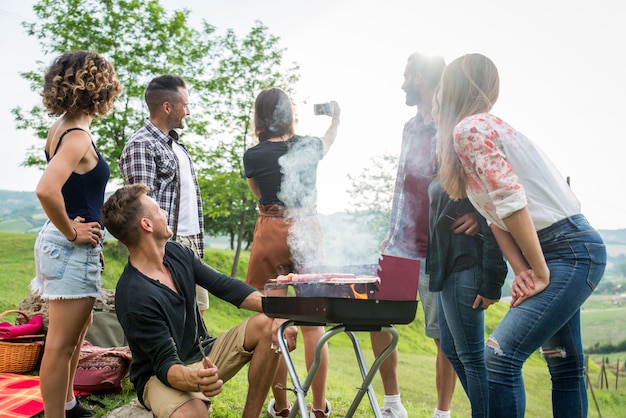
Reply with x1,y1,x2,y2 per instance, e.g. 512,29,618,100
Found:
13,0,301,276
194,23,300,274
15,0,218,177
587,338,626,354
613,260,626,277
347,153,397,214
346,153,398,244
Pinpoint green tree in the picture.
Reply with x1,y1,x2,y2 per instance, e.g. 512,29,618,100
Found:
13,0,300,276
13,0,219,177
195,24,299,276
346,153,398,243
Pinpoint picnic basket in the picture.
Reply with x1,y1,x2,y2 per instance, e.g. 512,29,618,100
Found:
0,310,45,373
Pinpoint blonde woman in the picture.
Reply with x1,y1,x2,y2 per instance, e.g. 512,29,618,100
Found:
436,53,606,417
32,51,121,418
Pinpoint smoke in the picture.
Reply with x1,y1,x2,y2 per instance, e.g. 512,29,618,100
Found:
319,212,383,267
277,136,325,269
277,137,383,270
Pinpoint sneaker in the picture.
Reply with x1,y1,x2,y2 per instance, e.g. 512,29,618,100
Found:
66,400,96,418
310,400,331,418
380,403,408,418
267,398,291,417
432,409,451,418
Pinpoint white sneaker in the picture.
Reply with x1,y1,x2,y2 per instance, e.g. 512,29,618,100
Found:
432,409,451,418
267,398,290,417
310,400,331,418
380,403,408,418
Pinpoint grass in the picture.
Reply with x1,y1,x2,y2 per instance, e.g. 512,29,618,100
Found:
1,231,625,417
581,295,626,347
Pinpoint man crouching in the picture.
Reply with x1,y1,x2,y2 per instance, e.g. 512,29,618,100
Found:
102,184,297,418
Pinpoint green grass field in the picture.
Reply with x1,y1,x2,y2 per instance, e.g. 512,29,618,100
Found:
1,231,624,417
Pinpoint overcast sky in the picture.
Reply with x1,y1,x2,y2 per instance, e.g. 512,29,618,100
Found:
1,0,625,230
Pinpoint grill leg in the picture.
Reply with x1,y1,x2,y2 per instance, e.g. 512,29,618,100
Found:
344,326,398,417
277,322,399,418
277,322,345,418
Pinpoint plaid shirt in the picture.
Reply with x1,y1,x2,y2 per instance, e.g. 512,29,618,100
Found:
386,113,437,258
120,119,204,257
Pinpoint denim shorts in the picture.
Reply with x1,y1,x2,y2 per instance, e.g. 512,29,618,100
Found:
31,220,103,300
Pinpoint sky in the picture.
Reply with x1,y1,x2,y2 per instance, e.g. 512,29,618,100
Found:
1,0,625,230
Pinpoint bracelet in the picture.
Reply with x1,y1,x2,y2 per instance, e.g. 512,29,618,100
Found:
68,227,78,242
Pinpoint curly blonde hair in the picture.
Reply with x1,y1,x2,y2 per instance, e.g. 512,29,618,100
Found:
41,50,122,118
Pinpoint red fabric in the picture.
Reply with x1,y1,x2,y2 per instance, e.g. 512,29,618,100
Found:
74,341,131,393
0,373,44,417
0,315,43,338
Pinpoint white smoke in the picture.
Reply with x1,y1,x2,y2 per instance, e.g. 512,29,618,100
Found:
277,136,325,270
277,137,383,271
318,212,382,267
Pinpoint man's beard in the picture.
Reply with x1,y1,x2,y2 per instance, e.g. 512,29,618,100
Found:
406,86,422,107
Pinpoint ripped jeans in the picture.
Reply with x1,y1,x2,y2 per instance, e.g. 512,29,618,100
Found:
485,214,606,418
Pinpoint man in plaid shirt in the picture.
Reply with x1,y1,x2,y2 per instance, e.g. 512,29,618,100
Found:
120,75,209,315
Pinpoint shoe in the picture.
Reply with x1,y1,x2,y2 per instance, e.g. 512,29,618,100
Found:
432,409,451,418
310,400,331,418
267,398,291,417
66,400,96,418
380,403,408,418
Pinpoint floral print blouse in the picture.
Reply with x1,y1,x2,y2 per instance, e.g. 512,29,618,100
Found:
453,113,580,231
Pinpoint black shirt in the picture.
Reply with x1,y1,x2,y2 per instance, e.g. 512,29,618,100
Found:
243,135,323,207
115,241,256,405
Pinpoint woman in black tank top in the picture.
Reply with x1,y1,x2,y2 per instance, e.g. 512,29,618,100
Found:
32,51,121,418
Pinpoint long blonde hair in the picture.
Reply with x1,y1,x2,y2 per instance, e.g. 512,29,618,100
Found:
437,53,500,200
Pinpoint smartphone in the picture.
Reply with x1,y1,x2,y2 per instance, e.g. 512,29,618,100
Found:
314,102,332,115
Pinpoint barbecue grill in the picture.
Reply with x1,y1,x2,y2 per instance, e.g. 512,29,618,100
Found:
262,254,420,417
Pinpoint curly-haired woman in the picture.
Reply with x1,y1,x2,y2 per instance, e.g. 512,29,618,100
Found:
31,50,121,418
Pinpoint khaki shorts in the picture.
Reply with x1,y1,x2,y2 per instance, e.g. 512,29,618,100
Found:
142,319,252,417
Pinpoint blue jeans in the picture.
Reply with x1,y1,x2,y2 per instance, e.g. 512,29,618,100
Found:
486,215,606,418
439,265,489,418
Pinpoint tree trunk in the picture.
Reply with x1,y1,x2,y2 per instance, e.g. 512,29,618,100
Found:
231,208,247,277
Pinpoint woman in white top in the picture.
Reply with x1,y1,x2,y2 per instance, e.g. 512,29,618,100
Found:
436,53,606,418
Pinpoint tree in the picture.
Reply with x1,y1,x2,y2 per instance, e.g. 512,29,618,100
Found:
14,0,219,177
195,24,300,275
346,153,398,243
13,1,300,275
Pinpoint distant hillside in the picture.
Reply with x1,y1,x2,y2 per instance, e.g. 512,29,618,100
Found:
597,229,626,245
0,190,47,233
2,189,626,259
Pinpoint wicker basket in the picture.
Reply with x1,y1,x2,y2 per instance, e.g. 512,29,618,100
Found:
0,310,45,373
